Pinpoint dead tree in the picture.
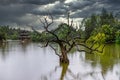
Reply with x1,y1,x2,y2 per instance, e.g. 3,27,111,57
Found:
31,14,105,63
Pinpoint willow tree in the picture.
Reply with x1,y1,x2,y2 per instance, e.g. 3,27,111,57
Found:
31,14,105,63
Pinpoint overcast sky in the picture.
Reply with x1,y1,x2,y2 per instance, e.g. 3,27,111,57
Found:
0,0,120,30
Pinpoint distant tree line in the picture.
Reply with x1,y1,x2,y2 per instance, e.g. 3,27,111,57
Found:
0,25,43,42
0,26,19,41
0,8,120,44
0,26,31,41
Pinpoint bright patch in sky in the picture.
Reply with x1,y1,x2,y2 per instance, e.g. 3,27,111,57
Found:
65,0,77,3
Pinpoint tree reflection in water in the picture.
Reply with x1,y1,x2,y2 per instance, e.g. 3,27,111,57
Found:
0,42,8,59
40,62,69,80
40,64,120,80
40,51,120,80
1,41,119,80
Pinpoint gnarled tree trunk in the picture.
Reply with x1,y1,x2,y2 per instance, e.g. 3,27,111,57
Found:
59,44,69,63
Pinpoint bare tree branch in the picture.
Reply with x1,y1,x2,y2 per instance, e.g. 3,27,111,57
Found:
76,43,93,51
76,45,92,53
49,45,61,57
47,15,54,27
67,41,75,53
41,41,50,47
27,25,41,35
39,18,46,27
39,15,60,41
76,42,105,54
70,20,73,27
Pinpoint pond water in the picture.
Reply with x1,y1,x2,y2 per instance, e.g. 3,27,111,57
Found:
0,41,120,80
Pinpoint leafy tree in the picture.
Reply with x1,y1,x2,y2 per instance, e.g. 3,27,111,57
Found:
11,31,19,40
30,31,41,42
87,25,115,43
0,26,7,41
31,14,104,63
83,8,117,43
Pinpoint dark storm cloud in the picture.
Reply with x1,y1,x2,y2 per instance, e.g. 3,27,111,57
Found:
103,0,120,13
105,0,120,4
0,0,120,28
0,0,65,5
32,1,68,16
69,0,120,18
0,3,37,25
0,0,21,5
0,0,66,26
66,0,95,11
22,0,57,5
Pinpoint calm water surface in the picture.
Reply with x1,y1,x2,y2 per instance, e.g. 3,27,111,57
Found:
0,41,120,80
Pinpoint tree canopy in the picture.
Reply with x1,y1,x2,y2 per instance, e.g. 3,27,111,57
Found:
83,8,120,43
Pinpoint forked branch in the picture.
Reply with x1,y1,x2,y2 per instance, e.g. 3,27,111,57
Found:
39,15,60,41
49,45,61,57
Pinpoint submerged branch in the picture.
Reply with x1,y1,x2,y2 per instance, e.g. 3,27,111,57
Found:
76,43,105,54
76,45,91,53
